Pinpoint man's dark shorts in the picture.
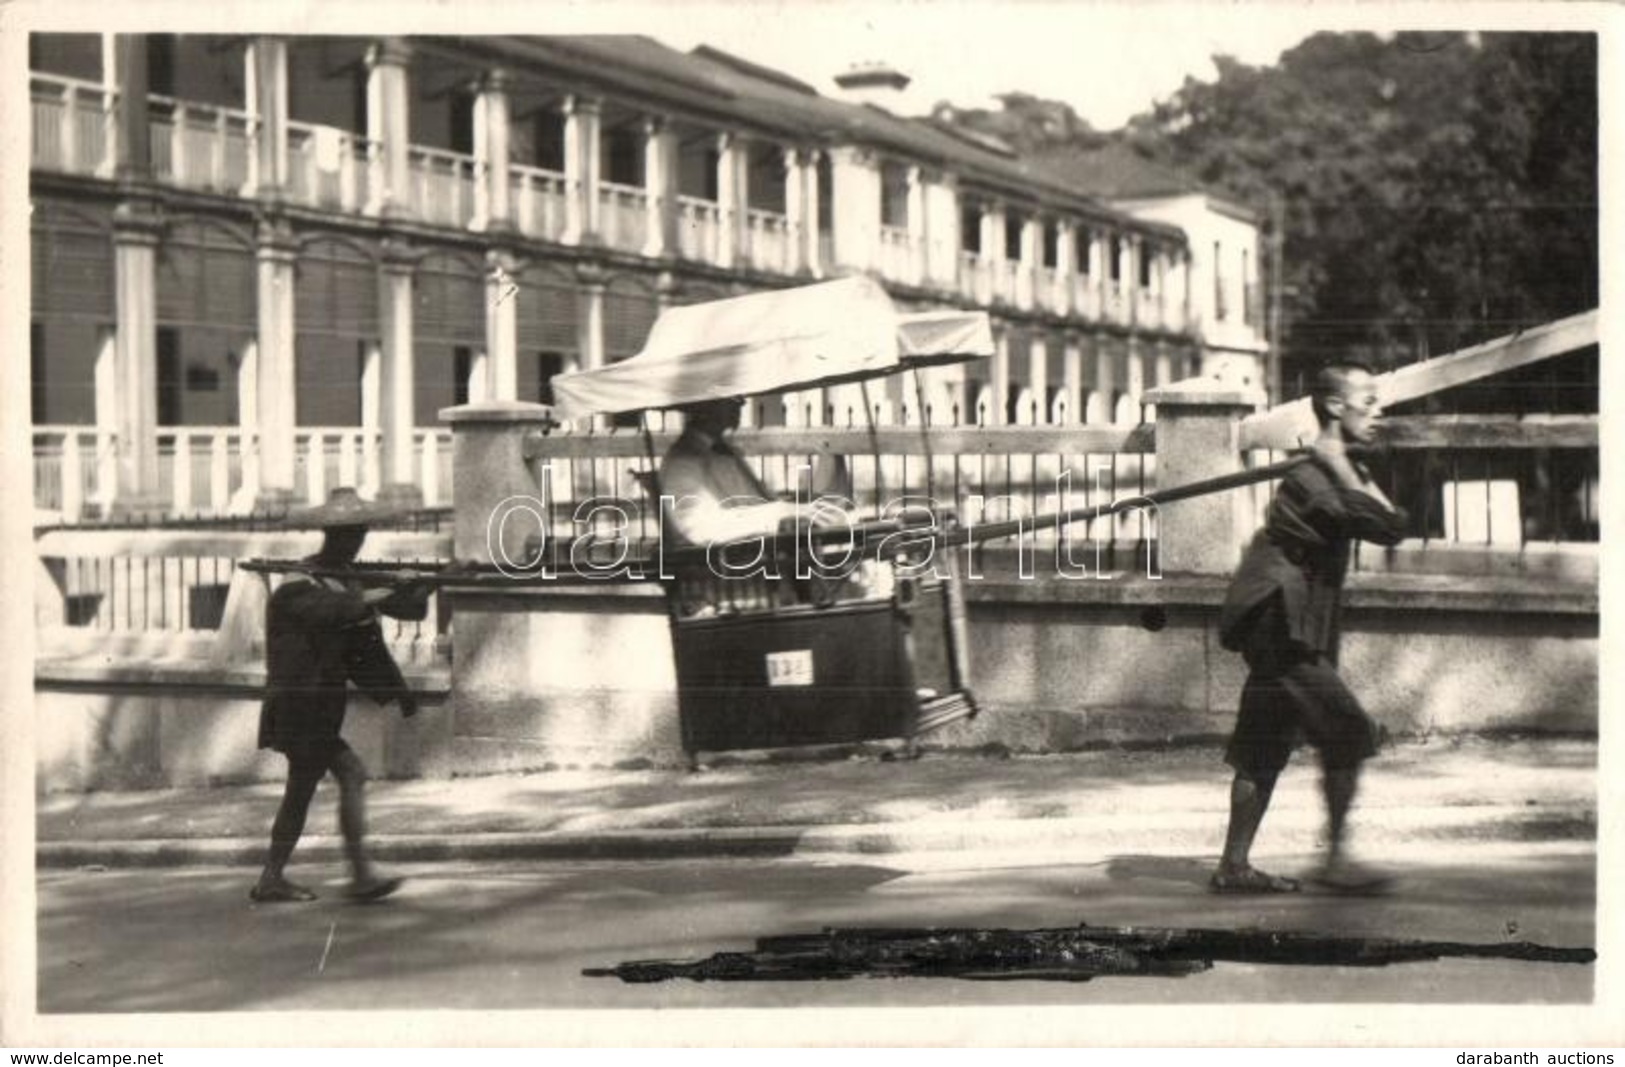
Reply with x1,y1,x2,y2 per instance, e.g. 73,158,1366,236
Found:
1224,598,1381,779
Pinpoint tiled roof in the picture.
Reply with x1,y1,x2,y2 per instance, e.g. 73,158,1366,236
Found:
461,34,1186,242
1035,142,1253,214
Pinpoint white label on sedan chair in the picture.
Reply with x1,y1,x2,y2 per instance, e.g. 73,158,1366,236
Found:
765,650,814,687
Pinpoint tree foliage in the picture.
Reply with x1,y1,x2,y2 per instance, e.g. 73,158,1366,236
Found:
938,33,1597,377
1125,31,1597,373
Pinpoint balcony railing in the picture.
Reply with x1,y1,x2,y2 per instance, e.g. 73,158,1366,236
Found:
34,427,118,520
1072,275,1100,320
408,145,481,229
148,95,254,197
598,181,649,254
1105,283,1131,326
287,121,378,214
677,195,721,264
511,164,568,243
996,259,1019,305
958,251,993,305
31,73,116,177
877,224,916,285
746,209,792,274
1135,288,1162,331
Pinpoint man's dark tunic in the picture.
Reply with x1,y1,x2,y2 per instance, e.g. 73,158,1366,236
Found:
257,572,423,758
1217,454,1408,775
1219,454,1408,663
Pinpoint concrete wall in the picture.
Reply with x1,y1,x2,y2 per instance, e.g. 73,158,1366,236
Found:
35,570,1596,790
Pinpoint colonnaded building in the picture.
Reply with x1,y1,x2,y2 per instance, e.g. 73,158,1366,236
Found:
29,33,1269,517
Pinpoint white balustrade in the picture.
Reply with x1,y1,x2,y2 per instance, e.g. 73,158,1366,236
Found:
677,195,721,264
408,145,482,229
598,181,650,253
510,164,568,242
958,251,993,305
996,259,1019,305
1073,275,1101,320
148,95,254,195
31,74,116,177
746,209,792,273
877,225,916,285
287,121,378,213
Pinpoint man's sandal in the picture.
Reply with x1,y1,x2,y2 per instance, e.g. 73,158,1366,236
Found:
248,880,318,904
1209,866,1302,895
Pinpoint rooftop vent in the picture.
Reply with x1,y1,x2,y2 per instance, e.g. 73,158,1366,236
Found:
833,62,910,110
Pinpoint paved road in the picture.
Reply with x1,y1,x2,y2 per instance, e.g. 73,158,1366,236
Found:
37,842,1594,1013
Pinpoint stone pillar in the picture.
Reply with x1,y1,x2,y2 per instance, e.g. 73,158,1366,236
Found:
1029,334,1049,424
641,116,677,258
803,149,823,276
474,69,512,232
560,95,601,245
1018,216,1042,311
1062,333,1083,425
1127,235,1143,327
110,201,162,511
577,268,606,372
715,132,744,269
1141,379,1264,574
253,217,298,507
485,250,519,401
366,37,412,219
443,403,556,565
378,240,421,504
245,36,289,197
828,146,876,272
906,166,927,284
988,325,1009,426
113,35,151,183
784,147,807,274
1055,221,1077,316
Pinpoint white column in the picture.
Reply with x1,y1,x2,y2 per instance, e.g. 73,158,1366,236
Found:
254,219,298,505
984,203,1007,303
562,94,602,244
715,132,743,269
578,274,606,371
379,243,418,496
906,166,927,285
1055,221,1077,316
359,341,381,495
1063,334,1083,425
112,207,161,510
1029,334,1049,424
366,37,412,219
486,251,518,400
1019,216,1042,288
642,116,676,258
989,325,1009,426
474,69,512,231
803,149,823,276
828,146,877,272
783,147,807,274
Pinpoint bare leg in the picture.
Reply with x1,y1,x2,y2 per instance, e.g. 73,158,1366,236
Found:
332,746,375,885
1322,764,1359,864
333,747,404,901
1313,762,1393,891
1212,772,1300,893
253,756,323,901
1219,772,1275,872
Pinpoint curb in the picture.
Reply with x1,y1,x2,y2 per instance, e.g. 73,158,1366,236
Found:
36,802,1595,870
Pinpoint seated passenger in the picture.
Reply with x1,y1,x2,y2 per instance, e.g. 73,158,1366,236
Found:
660,397,819,546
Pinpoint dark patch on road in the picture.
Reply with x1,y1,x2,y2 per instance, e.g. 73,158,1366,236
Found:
586,922,1597,983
